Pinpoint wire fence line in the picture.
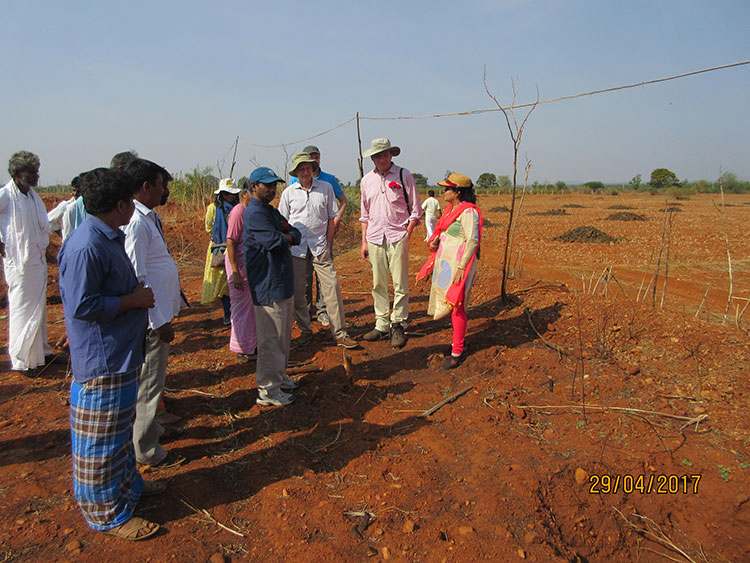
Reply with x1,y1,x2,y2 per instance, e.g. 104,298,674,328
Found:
238,60,749,152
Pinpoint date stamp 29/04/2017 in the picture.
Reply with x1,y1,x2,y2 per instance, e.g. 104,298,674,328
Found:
588,474,701,494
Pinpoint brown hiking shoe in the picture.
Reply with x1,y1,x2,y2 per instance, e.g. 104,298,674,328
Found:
336,335,360,349
362,328,388,341
390,324,406,349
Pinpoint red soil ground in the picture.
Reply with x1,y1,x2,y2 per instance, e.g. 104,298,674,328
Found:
1,192,748,561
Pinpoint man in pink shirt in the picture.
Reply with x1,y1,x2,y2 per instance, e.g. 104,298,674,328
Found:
359,138,422,349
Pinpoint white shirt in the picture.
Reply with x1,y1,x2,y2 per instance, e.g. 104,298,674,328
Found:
122,200,183,330
278,178,337,259
47,196,76,232
421,196,441,219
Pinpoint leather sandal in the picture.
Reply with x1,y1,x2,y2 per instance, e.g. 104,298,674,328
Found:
102,517,160,541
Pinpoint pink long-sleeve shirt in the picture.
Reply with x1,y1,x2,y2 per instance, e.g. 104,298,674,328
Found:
359,164,422,244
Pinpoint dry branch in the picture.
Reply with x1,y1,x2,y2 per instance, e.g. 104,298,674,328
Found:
524,307,567,357
178,495,246,537
522,404,708,427
419,386,472,418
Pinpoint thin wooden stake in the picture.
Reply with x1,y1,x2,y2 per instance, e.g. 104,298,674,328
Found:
419,386,472,418
694,284,711,318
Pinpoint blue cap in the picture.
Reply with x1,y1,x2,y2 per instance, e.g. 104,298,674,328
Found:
250,167,283,184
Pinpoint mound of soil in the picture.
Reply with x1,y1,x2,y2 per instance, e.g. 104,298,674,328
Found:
488,205,510,212
529,208,568,216
607,204,634,210
659,206,683,212
561,204,585,208
604,212,646,221
553,225,618,243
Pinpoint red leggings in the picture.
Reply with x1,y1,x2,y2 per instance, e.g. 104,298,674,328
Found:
450,303,468,355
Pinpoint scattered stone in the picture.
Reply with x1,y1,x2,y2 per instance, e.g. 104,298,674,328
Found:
508,464,522,472
282,488,290,497
553,226,618,244
381,546,391,560
209,553,225,563
403,519,415,533
458,525,475,536
517,548,527,559
65,540,82,552
523,531,539,545
366,547,378,557
575,467,589,485
542,429,555,440
604,212,646,221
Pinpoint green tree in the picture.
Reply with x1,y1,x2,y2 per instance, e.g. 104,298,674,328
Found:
628,174,642,190
555,180,567,191
412,172,428,190
583,181,605,192
648,168,681,189
476,172,496,190
497,175,511,187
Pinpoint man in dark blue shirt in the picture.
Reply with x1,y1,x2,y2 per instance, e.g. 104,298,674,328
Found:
59,168,162,541
244,167,301,407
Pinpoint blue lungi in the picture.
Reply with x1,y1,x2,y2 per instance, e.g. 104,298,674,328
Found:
70,370,144,531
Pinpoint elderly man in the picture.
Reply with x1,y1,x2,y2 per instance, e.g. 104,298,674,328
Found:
359,138,422,349
122,158,186,469
59,167,162,540
289,146,348,327
244,167,302,407
0,151,55,374
280,153,358,350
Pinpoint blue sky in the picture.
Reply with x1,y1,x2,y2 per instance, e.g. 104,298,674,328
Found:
2,0,748,187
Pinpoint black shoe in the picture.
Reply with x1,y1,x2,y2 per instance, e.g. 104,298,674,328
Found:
141,451,186,469
390,324,406,349
362,328,388,341
442,352,466,370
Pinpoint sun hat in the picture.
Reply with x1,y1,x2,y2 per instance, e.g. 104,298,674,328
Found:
302,145,320,155
362,138,401,159
214,177,241,194
289,152,317,176
438,173,473,189
249,167,284,185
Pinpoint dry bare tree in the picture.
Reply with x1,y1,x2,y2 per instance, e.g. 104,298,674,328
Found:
483,67,539,304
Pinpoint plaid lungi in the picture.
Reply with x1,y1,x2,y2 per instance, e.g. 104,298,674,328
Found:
70,370,144,531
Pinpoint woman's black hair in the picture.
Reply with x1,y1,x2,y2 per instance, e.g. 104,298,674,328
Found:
456,186,477,204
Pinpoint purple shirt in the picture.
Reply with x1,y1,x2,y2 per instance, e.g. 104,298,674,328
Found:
359,164,422,244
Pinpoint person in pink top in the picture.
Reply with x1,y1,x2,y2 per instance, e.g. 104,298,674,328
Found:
359,138,422,349
225,181,258,361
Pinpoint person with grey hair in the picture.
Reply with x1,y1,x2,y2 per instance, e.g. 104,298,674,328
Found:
0,151,56,374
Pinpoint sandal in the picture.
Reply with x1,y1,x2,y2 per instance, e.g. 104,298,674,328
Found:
102,517,160,541
141,480,167,497
442,352,467,370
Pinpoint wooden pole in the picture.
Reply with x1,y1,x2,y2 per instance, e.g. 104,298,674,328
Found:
356,112,364,180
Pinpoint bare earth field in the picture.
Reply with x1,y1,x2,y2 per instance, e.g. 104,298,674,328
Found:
1,192,748,562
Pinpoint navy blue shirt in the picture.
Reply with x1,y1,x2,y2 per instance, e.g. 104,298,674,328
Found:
58,216,148,383
243,198,301,306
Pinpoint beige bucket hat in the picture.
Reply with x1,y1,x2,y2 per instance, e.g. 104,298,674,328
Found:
362,138,401,159
289,152,317,177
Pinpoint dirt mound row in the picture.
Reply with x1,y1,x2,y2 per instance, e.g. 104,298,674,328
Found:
561,204,585,208
529,208,568,216
607,204,634,210
488,205,510,212
659,206,683,212
553,225,618,243
604,212,646,221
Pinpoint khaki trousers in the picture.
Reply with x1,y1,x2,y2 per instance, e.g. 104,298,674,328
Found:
292,246,348,340
254,296,293,394
367,235,410,333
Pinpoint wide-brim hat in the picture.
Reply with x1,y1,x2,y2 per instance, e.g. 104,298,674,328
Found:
438,173,473,189
249,167,284,185
214,177,241,194
289,152,317,177
362,138,401,159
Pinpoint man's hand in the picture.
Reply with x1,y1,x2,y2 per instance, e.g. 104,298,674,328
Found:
55,334,69,352
361,241,369,261
232,271,244,291
332,214,342,234
406,220,418,237
155,322,175,343
132,281,155,309
428,238,439,252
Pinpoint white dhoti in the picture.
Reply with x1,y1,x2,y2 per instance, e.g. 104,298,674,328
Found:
5,256,51,370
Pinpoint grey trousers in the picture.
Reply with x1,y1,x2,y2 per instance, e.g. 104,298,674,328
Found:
292,246,348,340
254,296,293,395
133,329,169,465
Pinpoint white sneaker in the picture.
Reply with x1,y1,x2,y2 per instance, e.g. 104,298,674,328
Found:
280,375,300,391
256,389,295,406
